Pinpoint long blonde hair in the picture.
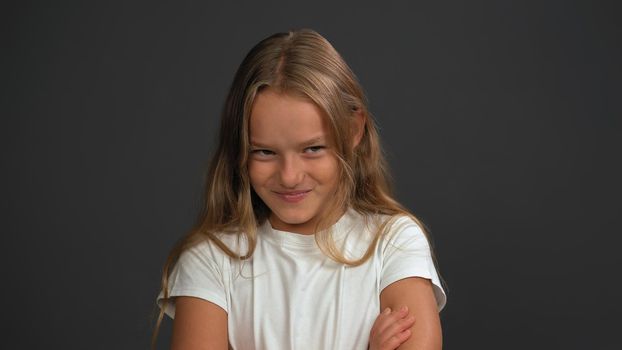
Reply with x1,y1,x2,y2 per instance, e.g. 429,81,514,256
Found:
152,28,443,348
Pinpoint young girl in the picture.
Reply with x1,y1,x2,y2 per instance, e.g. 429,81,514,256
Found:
154,29,446,350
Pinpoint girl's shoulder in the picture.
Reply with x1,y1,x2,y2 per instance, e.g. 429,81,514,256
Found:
351,210,424,237
347,210,430,252
337,209,426,256
180,231,249,267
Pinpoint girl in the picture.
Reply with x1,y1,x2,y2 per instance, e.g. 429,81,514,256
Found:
154,29,446,350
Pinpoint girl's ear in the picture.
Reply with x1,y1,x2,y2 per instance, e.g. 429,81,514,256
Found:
352,110,365,149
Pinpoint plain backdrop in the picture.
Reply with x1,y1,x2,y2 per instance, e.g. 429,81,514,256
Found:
3,0,621,349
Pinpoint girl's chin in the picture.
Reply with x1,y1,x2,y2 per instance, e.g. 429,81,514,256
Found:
269,212,316,233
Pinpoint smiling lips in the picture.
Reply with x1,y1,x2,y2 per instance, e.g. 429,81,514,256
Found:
274,190,311,203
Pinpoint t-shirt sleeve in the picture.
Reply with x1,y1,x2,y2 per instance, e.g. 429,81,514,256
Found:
156,241,229,318
379,217,447,311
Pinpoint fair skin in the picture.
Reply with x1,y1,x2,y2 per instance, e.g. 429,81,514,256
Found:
171,297,228,350
247,88,341,235
379,277,443,349
170,89,441,349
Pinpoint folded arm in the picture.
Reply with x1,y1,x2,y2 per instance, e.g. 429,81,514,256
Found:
380,277,442,350
170,296,229,350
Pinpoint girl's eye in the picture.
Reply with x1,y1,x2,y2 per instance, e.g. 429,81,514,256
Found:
304,146,325,154
251,149,275,157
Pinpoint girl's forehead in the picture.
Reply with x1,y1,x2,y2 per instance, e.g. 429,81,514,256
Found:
250,91,325,127
249,90,330,145
251,88,318,114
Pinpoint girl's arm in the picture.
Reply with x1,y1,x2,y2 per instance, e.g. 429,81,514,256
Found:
380,277,442,350
171,296,229,350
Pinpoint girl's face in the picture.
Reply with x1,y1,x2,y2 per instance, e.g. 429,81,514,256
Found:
248,88,340,235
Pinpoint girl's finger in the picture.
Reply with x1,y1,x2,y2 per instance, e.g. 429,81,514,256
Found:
374,306,410,337
369,307,392,338
377,315,416,346
381,329,411,350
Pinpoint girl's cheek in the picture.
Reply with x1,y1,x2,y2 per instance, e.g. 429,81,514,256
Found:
249,162,275,181
312,157,339,177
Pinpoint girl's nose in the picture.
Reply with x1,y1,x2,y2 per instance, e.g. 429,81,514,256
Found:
278,155,304,188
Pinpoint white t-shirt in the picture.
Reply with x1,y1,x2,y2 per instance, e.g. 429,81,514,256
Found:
157,209,446,349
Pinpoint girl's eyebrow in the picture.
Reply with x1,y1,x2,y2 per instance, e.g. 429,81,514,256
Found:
250,136,326,148
300,136,325,147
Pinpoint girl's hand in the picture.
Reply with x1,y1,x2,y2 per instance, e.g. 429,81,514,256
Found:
368,306,416,350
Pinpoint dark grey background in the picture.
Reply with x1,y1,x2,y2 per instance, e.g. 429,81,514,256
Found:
3,0,620,349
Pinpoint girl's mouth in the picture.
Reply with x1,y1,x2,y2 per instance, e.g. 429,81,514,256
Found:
275,190,311,203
